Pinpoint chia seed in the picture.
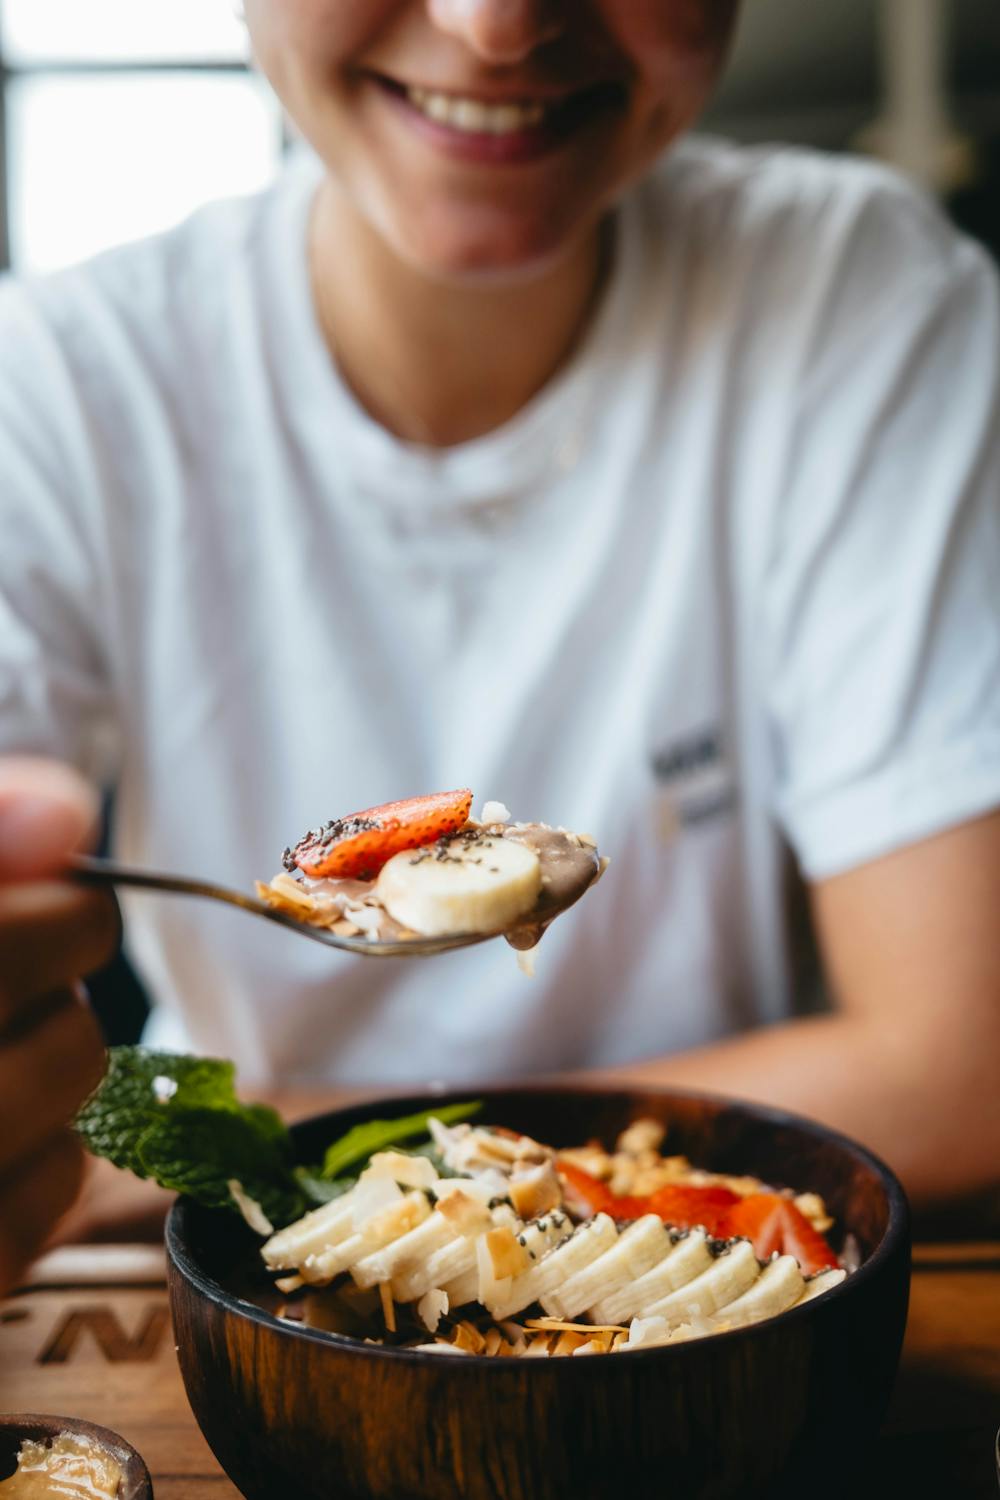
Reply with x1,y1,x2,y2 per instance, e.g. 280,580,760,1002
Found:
287,814,381,866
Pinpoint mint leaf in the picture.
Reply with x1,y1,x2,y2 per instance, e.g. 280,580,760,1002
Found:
76,1051,481,1229
75,1047,304,1226
240,1101,293,1149
75,1048,250,1176
320,1100,482,1180
138,1110,305,1227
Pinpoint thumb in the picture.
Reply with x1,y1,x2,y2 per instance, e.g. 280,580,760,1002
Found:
0,757,100,881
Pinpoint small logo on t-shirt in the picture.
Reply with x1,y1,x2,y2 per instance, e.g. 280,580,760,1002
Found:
651,726,737,838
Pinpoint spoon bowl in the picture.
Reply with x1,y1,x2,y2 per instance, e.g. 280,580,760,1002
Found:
69,853,596,957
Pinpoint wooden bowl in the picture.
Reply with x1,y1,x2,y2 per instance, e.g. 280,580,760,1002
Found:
166,1085,910,1500
0,1413,153,1497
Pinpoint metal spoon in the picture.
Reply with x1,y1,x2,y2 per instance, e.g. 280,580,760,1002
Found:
68,853,594,958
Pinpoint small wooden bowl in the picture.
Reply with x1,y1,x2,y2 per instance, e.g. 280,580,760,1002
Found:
167,1085,910,1500
0,1413,153,1497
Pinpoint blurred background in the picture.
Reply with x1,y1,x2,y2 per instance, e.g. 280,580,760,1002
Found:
0,0,996,1043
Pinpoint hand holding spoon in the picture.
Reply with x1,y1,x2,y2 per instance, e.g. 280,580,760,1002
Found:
68,790,605,958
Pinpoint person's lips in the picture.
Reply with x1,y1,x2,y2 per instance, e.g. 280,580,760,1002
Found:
367,72,628,164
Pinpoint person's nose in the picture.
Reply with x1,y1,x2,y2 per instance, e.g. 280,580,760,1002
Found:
426,0,565,66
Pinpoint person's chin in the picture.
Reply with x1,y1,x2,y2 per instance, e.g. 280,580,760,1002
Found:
386,204,596,287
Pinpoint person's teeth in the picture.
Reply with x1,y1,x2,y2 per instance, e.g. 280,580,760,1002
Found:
454,99,487,131
406,88,546,134
426,93,453,124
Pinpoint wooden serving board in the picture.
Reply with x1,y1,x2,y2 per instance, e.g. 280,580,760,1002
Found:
2,1243,999,1498
0,1248,236,1499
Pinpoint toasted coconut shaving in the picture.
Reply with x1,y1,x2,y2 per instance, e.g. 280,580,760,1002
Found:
274,1273,304,1294
451,1321,487,1355
616,1119,667,1155
524,1317,627,1335
483,1327,504,1357
552,1330,590,1357
557,1143,613,1179
436,1189,494,1238
509,1163,562,1221
609,1153,693,1197
484,1225,531,1280
263,875,317,907
378,1281,396,1334
794,1191,835,1233
255,878,338,927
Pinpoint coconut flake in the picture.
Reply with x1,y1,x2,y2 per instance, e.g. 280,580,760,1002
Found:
509,1163,562,1220
476,1233,513,1310
516,945,539,979
417,1288,450,1334
480,800,511,825
621,1315,672,1351
434,1170,510,1206
427,1116,473,1169
343,902,384,939
366,1151,439,1190
435,1188,494,1238
227,1179,274,1236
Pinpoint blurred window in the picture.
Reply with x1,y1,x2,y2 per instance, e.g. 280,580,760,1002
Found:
0,0,284,272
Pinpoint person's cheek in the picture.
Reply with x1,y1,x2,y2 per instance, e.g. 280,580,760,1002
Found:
594,1,736,182
603,0,738,78
243,0,396,82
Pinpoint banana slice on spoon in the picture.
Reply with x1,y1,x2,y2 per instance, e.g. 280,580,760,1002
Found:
377,834,543,938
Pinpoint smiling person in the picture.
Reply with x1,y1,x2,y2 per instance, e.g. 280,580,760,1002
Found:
0,0,999,1282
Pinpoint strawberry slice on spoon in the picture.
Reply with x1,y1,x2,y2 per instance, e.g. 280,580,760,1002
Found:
285,788,474,880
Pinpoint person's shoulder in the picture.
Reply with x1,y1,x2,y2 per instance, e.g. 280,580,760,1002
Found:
0,151,314,373
639,135,984,302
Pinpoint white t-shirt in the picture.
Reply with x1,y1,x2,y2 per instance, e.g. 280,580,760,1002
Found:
1,138,998,1086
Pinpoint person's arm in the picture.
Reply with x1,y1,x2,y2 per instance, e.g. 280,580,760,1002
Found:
616,181,1000,1213
621,811,1000,1208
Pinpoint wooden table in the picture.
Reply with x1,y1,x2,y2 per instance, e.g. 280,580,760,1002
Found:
2,1242,998,1498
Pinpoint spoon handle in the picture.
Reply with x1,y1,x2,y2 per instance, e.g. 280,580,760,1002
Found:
65,852,464,956
68,852,280,918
